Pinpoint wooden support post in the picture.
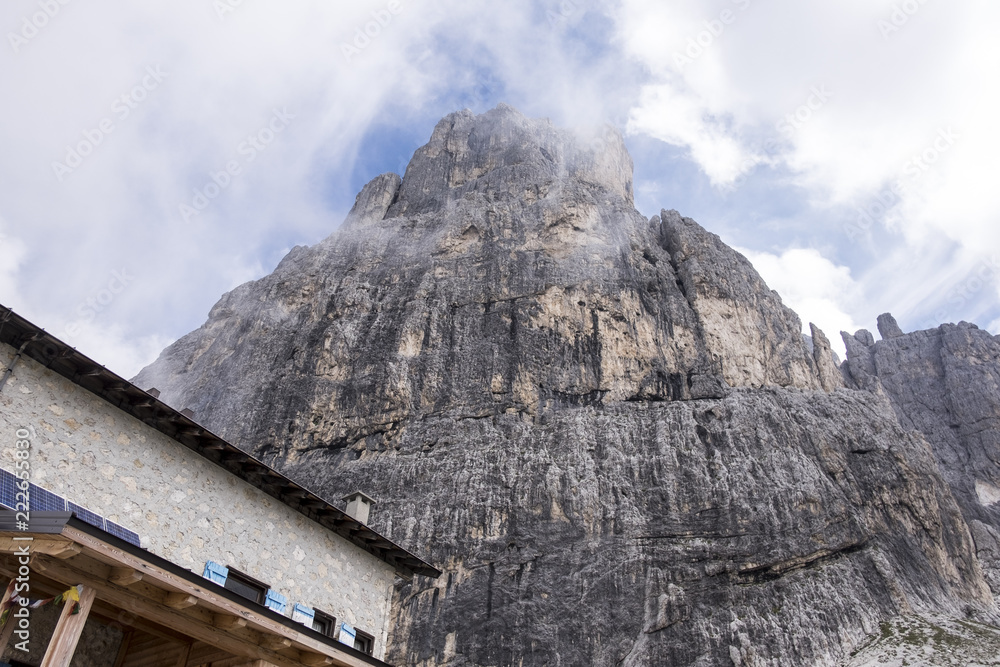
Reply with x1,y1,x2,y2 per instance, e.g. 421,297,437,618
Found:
112,629,133,667
40,584,97,667
0,613,17,654
174,641,192,667
0,613,17,652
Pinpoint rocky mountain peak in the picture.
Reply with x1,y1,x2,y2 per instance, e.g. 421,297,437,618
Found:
135,107,840,449
131,106,1000,666
351,104,635,224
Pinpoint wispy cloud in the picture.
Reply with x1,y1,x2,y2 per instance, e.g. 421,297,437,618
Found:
0,218,27,308
0,0,997,377
617,0,1000,340
737,246,865,356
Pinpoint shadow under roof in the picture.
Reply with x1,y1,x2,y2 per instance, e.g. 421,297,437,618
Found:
0,304,440,579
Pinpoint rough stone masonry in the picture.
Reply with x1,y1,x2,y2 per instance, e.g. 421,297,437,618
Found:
134,104,1000,666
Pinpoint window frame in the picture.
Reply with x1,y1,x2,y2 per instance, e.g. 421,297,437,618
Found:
310,608,337,637
353,629,375,655
223,566,269,605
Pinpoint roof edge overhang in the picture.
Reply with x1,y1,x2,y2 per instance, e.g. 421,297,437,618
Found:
0,514,397,667
0,305,440,579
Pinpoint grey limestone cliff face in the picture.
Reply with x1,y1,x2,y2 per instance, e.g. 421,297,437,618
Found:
134,106,997,666
843,317,1000,594
134,105,836,457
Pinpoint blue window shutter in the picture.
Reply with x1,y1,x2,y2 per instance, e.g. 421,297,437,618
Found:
264,589,287,614
202,561,229,585
338,622,357,646
291,603,315,625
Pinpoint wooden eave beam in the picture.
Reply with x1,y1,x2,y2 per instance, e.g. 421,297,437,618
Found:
50,527,374,667
109,566,143,586
214,613,248,630
29,554,306,667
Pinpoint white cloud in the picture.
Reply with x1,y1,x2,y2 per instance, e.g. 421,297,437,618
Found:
1,0,997,378
2,1,452,374
0,0,638,377
628,84,750,185
1,216,164,377
0,218,27,308
738,246,865,357
617,0,1000,336
64,321,175,381
618,0,1000,206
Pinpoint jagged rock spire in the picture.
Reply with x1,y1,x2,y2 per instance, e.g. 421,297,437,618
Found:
132,106,997,666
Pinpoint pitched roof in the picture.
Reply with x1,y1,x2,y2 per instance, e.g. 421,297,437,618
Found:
0,305,440,579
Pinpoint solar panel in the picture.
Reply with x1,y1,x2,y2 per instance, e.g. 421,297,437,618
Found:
0,467,140,547
29,484,67,512
104,521,141,547
68,502,106,531
0,467,18,510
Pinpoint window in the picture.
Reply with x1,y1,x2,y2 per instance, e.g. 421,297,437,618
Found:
354,629,374,655
203,562,286,612
312,609,337,637
223,567,268,605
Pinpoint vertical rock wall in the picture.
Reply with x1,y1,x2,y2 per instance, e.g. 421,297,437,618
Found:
132,106,997,666
843,317,1000,593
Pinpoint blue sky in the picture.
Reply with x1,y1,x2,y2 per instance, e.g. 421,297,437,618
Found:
1,0,998,377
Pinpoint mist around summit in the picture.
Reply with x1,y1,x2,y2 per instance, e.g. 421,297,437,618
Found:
133,106,1000,666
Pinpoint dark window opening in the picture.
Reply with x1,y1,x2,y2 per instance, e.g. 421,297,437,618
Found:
224,567,268,605
312,609,336,637
354,629,374,655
